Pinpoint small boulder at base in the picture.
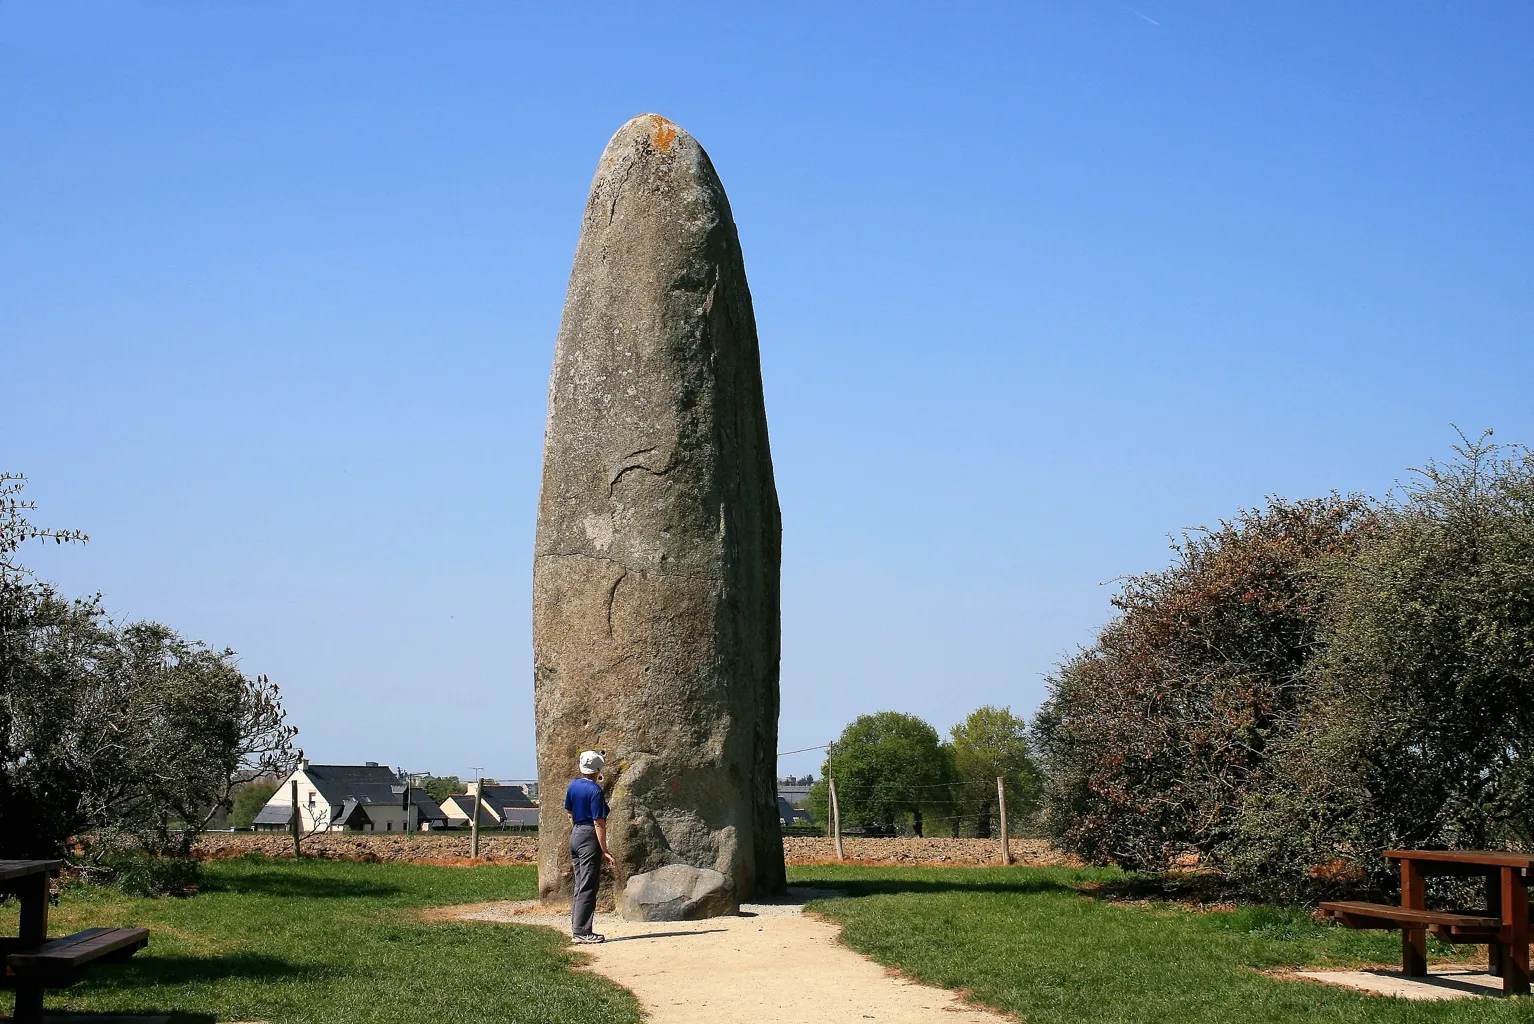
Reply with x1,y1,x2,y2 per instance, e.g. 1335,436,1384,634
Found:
620,864,737,921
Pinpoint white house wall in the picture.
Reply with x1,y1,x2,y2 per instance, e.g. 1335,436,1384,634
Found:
259,769,419,832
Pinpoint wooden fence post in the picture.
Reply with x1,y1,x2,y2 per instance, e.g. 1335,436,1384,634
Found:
470,778,482,860
997,776,1011,865
290,780,301,859
829,776,844,862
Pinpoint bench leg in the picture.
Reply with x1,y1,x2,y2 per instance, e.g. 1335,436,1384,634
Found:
1503,867,1530,995
1487,872,1504,976
1402,928,1428,976
1401,860,1428,976
13,979,45,1024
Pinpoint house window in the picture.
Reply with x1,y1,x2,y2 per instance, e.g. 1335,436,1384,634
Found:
386,822,392,831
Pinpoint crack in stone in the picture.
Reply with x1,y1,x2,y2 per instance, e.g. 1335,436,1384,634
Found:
609,451,674,495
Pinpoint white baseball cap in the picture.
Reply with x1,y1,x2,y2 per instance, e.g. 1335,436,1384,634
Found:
578,750,605,775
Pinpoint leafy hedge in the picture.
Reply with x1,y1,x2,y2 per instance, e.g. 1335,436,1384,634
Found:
1034,435,1534,900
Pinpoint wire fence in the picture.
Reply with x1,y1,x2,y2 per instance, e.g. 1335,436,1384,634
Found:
777,773,1036,840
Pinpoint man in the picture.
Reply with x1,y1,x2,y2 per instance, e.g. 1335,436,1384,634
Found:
565,749,616,943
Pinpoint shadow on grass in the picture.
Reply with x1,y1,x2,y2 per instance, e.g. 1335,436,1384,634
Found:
198,873,404,900
792,868,1347,911
98,951,326,987
29,1011,217,1023
1077,873,1393,908
788,875,1084,900
1075,872,1250,905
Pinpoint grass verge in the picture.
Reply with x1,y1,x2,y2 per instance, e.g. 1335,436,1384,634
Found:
789,863,1533,1023
1,856,638,1024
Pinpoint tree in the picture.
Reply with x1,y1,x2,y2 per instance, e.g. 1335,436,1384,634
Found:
950,706,1037,837
0,472,87,581
818,712,952,836
229,780,280,829
0,474,297,865
419,775,465,804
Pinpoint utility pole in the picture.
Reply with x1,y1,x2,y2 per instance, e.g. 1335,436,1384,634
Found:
827,740,844,864
997,776,1011,866
290,779,301,859
829,777,844,862
470,768,484,860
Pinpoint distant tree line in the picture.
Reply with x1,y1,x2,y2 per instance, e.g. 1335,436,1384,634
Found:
1032,433,1534,900
0,474,295,891
806,706,1037,837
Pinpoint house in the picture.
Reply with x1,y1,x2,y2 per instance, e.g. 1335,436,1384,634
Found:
439,781,540,830
778,796,814,826
252,760,448,833
777,778,813,807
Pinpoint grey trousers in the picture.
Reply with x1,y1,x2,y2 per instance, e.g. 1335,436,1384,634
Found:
570,824,601,936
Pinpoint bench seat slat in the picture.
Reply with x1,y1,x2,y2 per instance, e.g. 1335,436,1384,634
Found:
1320,901,1501,931
7,927,149,970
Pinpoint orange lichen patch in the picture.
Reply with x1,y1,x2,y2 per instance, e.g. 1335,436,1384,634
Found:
648,115,679,152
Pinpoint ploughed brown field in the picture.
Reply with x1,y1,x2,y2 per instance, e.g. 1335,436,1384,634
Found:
193,832,1072,868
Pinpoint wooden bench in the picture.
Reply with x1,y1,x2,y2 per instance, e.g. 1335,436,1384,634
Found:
1319,901,1503,939
5,927,150,1024
1318,850,1534,994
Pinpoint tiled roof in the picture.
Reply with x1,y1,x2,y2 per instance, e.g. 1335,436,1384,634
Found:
302,764,407,807
252,803,293,826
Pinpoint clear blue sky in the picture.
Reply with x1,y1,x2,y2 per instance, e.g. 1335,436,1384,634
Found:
5,3,1530,781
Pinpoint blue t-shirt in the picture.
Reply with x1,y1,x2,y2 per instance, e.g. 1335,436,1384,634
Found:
564,777,610,825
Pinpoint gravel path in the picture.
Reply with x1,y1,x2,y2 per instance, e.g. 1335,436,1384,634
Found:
453,888,1009,1024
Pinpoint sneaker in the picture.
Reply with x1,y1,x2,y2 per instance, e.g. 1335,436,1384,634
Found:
572,932,606,944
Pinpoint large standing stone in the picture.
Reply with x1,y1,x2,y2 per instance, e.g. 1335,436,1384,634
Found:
533,114,785,918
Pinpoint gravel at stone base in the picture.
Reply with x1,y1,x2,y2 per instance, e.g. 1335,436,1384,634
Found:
450,889,1009,1024
194,832,1071,868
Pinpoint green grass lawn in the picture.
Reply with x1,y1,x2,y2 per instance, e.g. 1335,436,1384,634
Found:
789,863,1534,1023
9,857,1534,1023
1,856,639,1024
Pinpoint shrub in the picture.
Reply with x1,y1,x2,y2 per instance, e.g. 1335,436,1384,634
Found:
1229,434,1534,898
1032,494,1377,873
103,853,203,898
1035,435,1534,901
